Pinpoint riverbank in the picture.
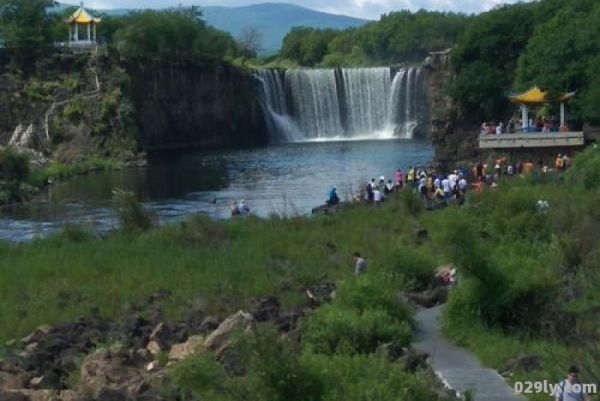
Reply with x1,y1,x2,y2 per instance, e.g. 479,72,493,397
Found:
0,147,143,206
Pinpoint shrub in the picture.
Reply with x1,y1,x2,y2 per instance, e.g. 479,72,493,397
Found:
303,352,447,401
112,189,153,232
303,305,412,355
335,276,413,321
169,353,230,401
0,149,30,182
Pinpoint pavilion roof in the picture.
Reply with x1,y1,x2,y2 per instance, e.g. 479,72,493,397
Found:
508,86,576,105
65,4,101,24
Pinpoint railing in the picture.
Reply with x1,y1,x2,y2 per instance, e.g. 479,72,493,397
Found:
479,131,584,149
54,41,101,54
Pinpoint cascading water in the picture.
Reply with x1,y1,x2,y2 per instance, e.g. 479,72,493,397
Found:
285,69,344,139
257,66,427,142
342,67,391,136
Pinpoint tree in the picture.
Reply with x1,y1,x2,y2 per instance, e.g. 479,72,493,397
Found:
0,0,55,71
113,10,235,63
237,27,262,64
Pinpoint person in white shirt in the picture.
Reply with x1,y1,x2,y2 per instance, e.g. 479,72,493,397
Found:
458,177,468,192
442,177,451,198
239,199,250,216
373,188,383,202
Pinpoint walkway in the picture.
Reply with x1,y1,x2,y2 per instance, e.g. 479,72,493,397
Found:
413,306,526,401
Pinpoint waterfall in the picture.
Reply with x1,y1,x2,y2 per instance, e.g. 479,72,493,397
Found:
257,66,427,142
255,70,303,142
286,69,344,139
342,67,391,136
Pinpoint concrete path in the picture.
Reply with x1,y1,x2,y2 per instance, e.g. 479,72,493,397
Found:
413,306,526,401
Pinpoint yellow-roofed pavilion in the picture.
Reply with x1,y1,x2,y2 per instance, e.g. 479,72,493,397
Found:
508,86,576,131
64,3,101,47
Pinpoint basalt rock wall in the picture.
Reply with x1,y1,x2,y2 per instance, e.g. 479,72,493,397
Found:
423,49,480,169
128,62,268,151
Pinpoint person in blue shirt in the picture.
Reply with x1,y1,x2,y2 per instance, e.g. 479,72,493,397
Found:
328,187,340,206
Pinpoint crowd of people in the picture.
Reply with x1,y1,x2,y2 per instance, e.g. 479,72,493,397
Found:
481,116,569,135
357,166,471,206
325,153,574,210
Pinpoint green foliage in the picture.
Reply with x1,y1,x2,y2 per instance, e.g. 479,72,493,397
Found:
112,189,153,232
113,10,236,63
279,11,468,67
335,275,412,321
303,304,411,355
514,0,600,124
0,148,29,181
169,353,230,401
564,145,600,190
450,3,537,122
0,0,54,71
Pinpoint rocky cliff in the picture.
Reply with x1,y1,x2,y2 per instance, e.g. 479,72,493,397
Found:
0,54,138,163
424,49,479,169
128,62,268,151
0,56,269,161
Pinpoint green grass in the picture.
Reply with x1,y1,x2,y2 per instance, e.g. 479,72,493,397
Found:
0,196,442,343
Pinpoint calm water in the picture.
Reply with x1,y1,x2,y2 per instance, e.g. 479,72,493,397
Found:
0,139,433,242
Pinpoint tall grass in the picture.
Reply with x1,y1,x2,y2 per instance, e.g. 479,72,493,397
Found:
0,194,433,343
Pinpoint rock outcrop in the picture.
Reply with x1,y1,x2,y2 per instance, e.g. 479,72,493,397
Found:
128,62,268,151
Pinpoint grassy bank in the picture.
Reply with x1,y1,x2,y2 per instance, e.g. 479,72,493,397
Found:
0,191,439,343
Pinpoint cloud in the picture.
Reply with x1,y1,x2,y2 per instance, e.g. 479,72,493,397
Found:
67,0,523,19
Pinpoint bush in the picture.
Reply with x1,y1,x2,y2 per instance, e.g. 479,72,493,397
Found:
0,149,30,182
112,189,153,232
303,305,412,355
169,353,230,401
303,352,447,401
335,276,413,321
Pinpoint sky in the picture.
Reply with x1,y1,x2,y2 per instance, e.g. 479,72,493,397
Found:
65,0,523,20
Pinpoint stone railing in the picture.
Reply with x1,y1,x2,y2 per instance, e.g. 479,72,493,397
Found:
479,131,584,149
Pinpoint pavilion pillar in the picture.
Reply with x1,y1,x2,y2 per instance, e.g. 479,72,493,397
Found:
93,23,97,42
68,25,72,42
521,105,529,132
87,23,91,41
74,23,79,42
560,102,566,130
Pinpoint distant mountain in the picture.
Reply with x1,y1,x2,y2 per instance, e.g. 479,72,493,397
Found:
55,2,369,55
199,3,370,55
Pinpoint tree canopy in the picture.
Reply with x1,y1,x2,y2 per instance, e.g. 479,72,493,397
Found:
113,9,237,63
279,10,469,67
0,0,55,70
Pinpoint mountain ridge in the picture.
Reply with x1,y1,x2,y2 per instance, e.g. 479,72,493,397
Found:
55,2,370,54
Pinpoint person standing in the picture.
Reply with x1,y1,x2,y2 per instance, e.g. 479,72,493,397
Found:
352,252,367,275
554,366,589,401
395,169,404,191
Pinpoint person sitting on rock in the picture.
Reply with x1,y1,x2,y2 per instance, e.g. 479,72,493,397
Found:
328,186,340,206
239,199,250,216
230,201,240,217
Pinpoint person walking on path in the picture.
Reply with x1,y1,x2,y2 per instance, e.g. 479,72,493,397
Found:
554,366,590,401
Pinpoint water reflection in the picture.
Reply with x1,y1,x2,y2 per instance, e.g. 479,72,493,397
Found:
0,138,433,242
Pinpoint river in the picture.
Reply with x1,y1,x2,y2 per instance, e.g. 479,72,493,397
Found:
0,138,433,242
